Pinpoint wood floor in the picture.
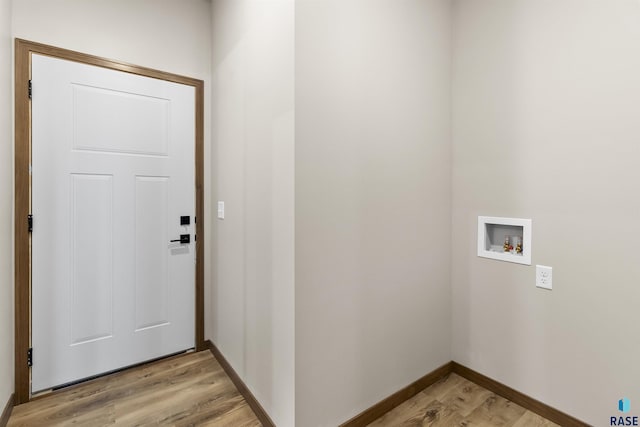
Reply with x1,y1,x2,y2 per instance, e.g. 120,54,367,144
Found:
8,352,558,427
368,373,559,427
8,350,262,426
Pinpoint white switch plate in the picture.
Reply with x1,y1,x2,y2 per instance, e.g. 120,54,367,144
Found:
217,201,225,220
536,265,552,290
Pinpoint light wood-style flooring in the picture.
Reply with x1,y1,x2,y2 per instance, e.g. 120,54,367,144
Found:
8,350,261,426
368,373,559,427
9,352,558,427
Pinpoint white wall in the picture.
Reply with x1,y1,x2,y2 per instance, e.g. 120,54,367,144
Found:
295,1,452,425
0,0,13,409
210,1,295,426
10,2,635,425
12,0,215,341
451,1,640,425
12,0,212,80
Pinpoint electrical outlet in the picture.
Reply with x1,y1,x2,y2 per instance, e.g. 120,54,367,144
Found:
536,265,552,290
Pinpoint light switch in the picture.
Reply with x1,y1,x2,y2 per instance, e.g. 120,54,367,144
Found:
217,201,225,220
536,265,552,290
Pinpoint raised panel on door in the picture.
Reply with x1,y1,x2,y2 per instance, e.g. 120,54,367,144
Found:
73,84,170,156
135,176,169,332
70,174,114,346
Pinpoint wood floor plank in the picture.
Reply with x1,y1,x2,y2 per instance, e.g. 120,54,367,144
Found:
438,377,494,417
420,373,466,402
8,351,262,426
420,400,467,427
512,410,560,427
367,397,439,427
177,398,260,427
368,375,473,427
367,374,559,427
464,394,526,426
200,403,263,427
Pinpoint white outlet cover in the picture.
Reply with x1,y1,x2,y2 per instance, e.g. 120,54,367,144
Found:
536,265,552,290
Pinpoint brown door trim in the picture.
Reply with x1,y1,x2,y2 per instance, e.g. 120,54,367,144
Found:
14,38,205,404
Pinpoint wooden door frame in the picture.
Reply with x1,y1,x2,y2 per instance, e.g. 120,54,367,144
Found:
14,39,205,404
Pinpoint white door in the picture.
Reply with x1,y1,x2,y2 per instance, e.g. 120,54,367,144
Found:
31,54,195,392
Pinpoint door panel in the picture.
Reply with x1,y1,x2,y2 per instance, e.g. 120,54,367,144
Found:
135,176,169,331
32,54,195,392
70,173,114,345
73,84,169,156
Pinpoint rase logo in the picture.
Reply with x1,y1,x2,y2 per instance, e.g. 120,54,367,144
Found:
611,398,638,426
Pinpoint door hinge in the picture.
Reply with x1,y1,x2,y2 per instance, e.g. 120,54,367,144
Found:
28,214,33,233
28,80,32,99
27,348,33,367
